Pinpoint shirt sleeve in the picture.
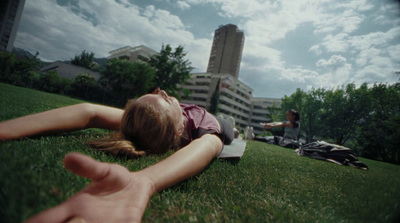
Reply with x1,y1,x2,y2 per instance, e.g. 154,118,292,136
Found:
191,128,223,142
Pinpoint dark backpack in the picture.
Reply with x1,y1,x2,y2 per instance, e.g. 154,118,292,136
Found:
295,141,368,170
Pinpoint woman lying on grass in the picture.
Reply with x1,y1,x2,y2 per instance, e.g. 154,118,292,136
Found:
0,89,234,223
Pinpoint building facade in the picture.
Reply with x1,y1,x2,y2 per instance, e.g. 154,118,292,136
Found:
250,97,281,134
180,73,281,135
0,0,25,52
207,24,244,79
108,45,157,63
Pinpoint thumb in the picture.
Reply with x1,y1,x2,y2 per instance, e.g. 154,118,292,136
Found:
63,152,111,182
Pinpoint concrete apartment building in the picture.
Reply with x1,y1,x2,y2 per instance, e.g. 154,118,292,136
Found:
207,24,244,79
250,97,282,134
180,73,281,135
181,73,252,129
108,45,157,62
0,0,26,52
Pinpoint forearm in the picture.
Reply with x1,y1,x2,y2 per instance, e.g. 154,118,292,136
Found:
261,122,289,129
24,135,222,223
0,103,123,140
0,103,93,140
140,134,222,194
270,122,285,128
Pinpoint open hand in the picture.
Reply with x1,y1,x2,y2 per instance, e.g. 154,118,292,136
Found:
260,122,271,129
25,152,155,223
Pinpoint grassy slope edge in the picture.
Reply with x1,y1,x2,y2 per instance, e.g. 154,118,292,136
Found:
0,83,399,223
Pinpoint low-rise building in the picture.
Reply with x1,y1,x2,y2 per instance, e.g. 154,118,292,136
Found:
40,61,100,80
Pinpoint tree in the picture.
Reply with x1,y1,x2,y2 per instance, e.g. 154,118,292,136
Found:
318,84,369,145
277,82,399,164
265,103,284,137
0,51,16,82
301,88,324,143
71,50,95,70
9,52,41,87
99,59,155,107
147,45,193,98
266,104,281,123
356,83,400,164
69,73,99,99
0,51,41,86
209,78,220,114
37,71,71,94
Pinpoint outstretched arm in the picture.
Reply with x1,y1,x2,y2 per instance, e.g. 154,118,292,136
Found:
25,134,223,223
0,103,124,141
142,134,223,191
260,121,292,129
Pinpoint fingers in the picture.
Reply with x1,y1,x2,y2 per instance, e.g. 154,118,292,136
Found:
260,123,268,130
24,201,72,223
64,152,111,182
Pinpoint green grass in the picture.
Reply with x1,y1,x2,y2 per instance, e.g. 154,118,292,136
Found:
1,83,400,223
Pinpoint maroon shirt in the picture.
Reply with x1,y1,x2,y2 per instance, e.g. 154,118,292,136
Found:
180,103,221,147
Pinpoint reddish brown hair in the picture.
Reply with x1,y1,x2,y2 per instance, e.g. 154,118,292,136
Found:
88,99,179,158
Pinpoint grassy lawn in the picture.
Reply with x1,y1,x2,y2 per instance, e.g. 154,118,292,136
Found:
1,83,400,223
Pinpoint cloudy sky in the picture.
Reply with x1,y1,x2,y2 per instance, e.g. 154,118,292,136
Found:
15,0,400,98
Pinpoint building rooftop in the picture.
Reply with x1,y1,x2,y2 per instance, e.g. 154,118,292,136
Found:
108,45,157,57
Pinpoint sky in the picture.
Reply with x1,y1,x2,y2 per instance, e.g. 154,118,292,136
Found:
14,0,400,98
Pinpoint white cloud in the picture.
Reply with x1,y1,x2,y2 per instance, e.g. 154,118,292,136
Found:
309,45,322,55
278,67,320,84
314,8,365,35
316,55,348,68
355,47,381,67
387,44,400,60
314,55,352,86
373,3,400,26
200,0,397,96
349,27,400,51
321,33,350,52
14,0,400,98
334,0,374,12
314,26,336,34
357,2,374,11
15,0,212,71
352,60,397,84
177,1,191,10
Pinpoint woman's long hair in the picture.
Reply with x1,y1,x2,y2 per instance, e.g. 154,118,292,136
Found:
87,99,180,158
287,109,300,122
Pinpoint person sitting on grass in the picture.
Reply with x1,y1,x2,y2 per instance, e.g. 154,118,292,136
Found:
254,109,301,148
0,89,234,223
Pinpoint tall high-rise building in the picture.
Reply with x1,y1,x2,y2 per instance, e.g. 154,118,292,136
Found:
207,24,244,78
0,0,26,52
